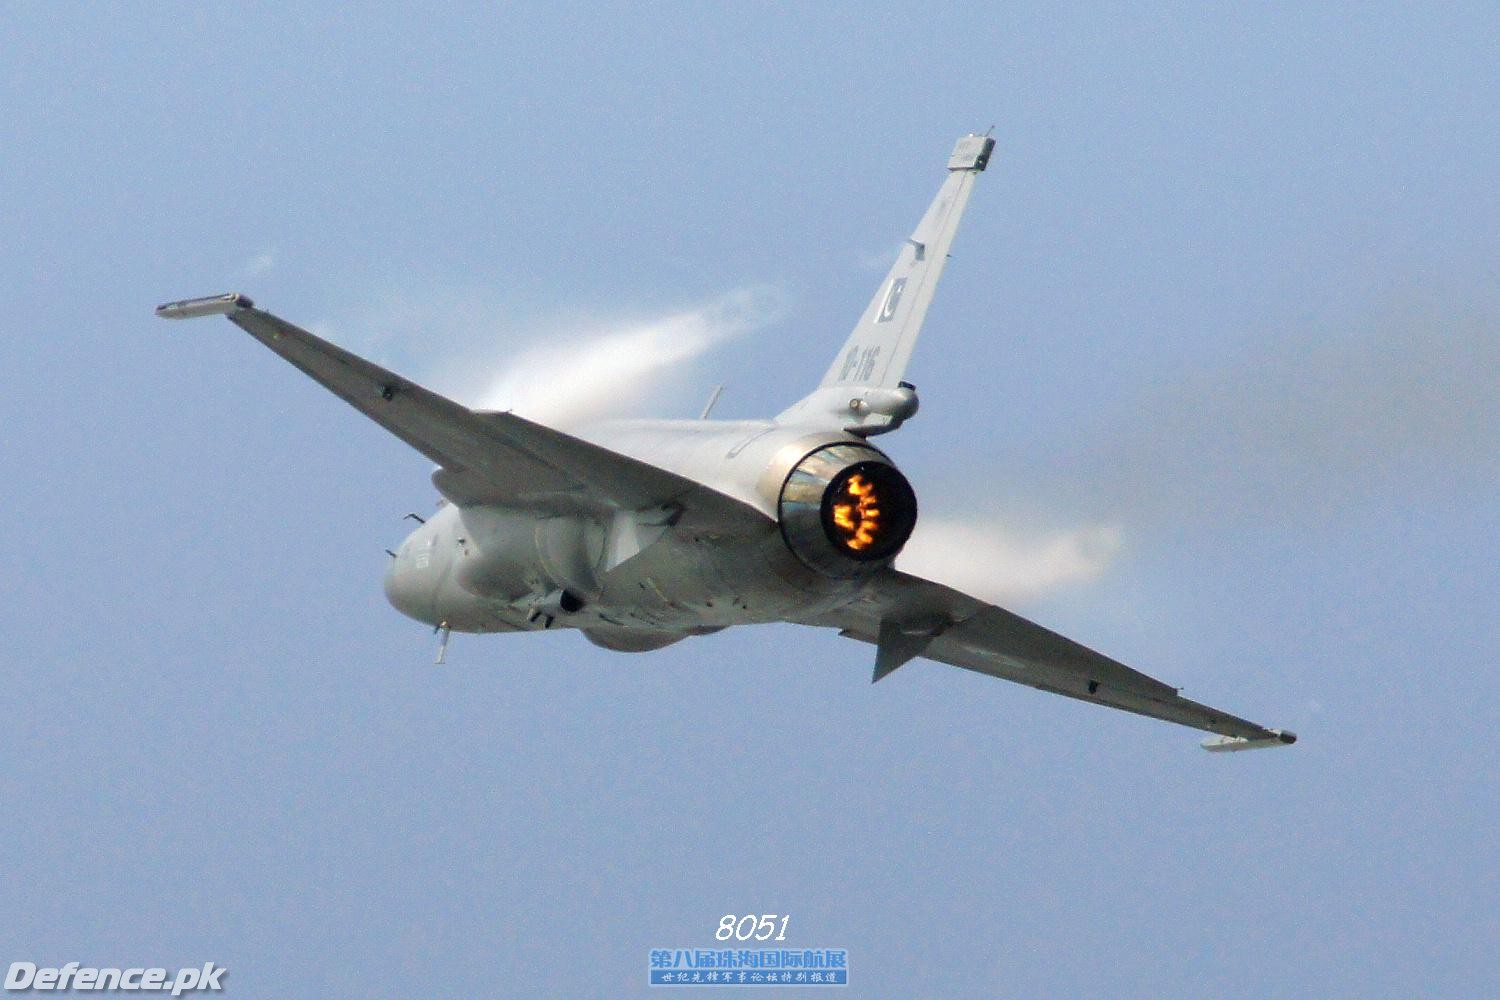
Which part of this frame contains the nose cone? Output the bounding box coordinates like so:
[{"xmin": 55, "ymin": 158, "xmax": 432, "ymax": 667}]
[{"xmin": 384, "ymin": 552, "xmax": 437, "ymax": 625}]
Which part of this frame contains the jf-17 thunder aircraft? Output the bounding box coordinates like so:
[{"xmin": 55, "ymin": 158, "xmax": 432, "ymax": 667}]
[{"xmin": 158, "ymin": 134, "xmax": 1295, "ymax": 751}]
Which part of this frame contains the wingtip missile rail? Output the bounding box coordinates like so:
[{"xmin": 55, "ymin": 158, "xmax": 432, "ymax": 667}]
[
  {"xmin": 1201, "ymin": 729, "xmax": 1298, "ymax": 752},
  {"xmin": 154, "ymin": 292, "xmax": 254, "ymax": 320}
]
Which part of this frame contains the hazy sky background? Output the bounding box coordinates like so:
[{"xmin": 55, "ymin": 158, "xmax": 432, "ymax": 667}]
[{"xmin": 3, "ymin": 4, "xmax": 1497, "ymax": 997}]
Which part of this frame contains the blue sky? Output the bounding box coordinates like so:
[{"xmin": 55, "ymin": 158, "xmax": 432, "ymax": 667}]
[{"xmin": 2, "ymin": 4, "xmax": 1497, "ymax": 997}]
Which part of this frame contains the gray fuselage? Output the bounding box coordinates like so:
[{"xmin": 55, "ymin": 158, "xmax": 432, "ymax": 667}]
[{"xmin": 383, "ymin": 418, "xmax": 903, "ymax": 651}]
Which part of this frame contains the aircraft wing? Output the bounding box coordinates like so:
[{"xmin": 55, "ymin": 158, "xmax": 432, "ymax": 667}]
[
  {"xmin": 803, "ymin": 568, "xmax": 1296, "ymax": 746},
  {"xmin": 155, "ymin": 293, "xmax": 768, "ymax": 531}
]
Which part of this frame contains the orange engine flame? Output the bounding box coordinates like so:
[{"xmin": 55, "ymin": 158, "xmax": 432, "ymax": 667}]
[{"xmin": 834, "ymin": 473, "xmax": 882, "ymax": 551}]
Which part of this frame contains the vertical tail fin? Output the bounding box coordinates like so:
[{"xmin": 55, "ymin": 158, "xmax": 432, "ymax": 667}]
[{"xmin": 780, "ymin": 134, "xmax": 994, "ymax": 435}]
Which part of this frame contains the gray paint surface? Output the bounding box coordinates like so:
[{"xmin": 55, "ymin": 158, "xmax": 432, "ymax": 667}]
[
  {"xmin": 158, "ymin": 135, "xmax": 1290, "ymax": 744},
  {"xmin": 2, "ymin": 6, "xmax": 1497, "ymax": 998}
]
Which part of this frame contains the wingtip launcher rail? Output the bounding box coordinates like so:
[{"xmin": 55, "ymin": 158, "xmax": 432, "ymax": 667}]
[
  {"xmin": 1201, "ymin": 729, "xmax": 1298, "ymax": 752},
  {"xmin": 155, "ymin": 292, "xmax": 255, "ymax": 320}
]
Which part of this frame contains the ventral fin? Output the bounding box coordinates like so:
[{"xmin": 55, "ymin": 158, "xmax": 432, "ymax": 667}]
[{"xmin": 873, "ymin": 618, "xmax": 940, "ymax": 683}]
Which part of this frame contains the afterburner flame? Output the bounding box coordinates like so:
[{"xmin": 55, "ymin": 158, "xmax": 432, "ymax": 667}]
[
  {"xmin": 832, "ymin": 473, "xmax": 882, "ymax": 551},
  {"xmin": 782, "ymin": 446, "xmax": 916, "ymax": 574}
]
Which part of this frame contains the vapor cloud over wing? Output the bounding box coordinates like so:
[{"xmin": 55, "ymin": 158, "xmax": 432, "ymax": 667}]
[
  {"xmin": 329, "ymin": 284, "xmax": 787, "ymax": 429},
  {"xmin": 897, "ymin": 517, "xmax": 1123, "ymax": 606},
  {"xmin": 465, "ymin": 287, "xmax": 784, "ymax": 426},
  {"xmin": 359, "ymin": 285, "xmax": 784, "ymax": 428}
]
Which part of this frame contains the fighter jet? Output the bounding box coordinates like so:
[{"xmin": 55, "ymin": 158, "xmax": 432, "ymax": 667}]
[{"xmin": 158, "ymin": 134, "xmax": 1294, "ymax": 750}]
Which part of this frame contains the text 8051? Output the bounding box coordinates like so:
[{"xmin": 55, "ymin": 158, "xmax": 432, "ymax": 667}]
[{"xmin": 715, "ymin": 915, "xmax": 789, "ymax": 942}]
